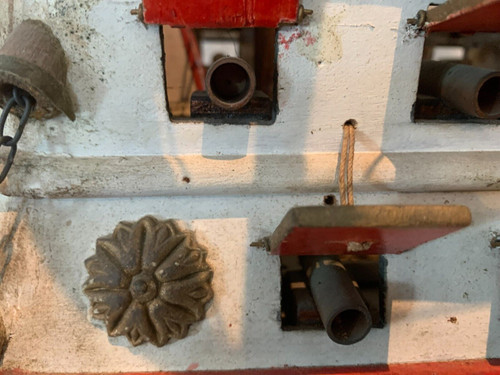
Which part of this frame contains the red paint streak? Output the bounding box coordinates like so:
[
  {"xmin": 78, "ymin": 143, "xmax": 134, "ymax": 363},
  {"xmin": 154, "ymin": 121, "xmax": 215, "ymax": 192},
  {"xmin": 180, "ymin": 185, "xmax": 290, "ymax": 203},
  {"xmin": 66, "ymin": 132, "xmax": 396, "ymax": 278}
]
[
  {"xmin": 302, "ymin": 31, "xmax": 317, "ymax": 47},
  {"xmin": 1, "ymin": 359, "xmax": 500, "ymax": 374},
  {"xmin": 278, "ymin": 31, "xmax": 302, "ymax": 50},
  {"xmin": 186, "ymin": 363, "xmax": 199, "ymax": 371},
  {"xmin": 273, "ymin": 226, "xmax": 467, "ymax": 255},
  {"xmin": 180, "ymin": 28, "xmax": 205, "ymax": 91},
  {"xmin": 143, "ymin": 0, "xmax": 299, "ymax": 28},
  {"xmin": 278, "ymin": 30, "xmax": 317, "ymax": 50}
]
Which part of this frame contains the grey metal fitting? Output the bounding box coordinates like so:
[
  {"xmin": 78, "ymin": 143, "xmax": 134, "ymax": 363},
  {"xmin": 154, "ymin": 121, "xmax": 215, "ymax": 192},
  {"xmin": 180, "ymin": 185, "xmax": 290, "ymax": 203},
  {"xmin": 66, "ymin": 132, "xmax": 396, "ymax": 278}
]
[{"xmin": 302, "ymin": 256, "xmax": 372, "ymax": 345}]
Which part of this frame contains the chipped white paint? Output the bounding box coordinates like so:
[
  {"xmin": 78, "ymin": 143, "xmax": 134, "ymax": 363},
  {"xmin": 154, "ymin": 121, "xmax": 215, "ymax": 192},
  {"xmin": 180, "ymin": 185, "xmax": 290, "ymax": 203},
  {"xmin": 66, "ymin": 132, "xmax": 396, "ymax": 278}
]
[
  {"xmin": 0, "ymin": 0, "xmax": 498, "ymax": 196},
  {"xmin": 0, "ymin": 0, "xmax": 499, "ymax": 372},
  {"xmin": 0, "ymin": 192, "xmax": 498, "ymax": 372}
]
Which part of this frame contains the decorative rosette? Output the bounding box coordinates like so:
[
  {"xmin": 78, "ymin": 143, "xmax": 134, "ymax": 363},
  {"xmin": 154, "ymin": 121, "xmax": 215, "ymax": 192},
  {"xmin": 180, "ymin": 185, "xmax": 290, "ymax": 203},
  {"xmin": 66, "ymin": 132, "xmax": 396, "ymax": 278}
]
[{"xmin": 83, "ymin": 216, "xmax": 213, "ymax": 347}]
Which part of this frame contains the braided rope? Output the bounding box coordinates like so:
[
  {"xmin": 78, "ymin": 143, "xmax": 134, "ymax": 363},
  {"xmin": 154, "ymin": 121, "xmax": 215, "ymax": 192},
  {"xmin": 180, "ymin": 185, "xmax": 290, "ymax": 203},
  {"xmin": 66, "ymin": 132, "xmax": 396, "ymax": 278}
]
[
  {"xmin": 339, "ymin": 125, "xmax": 349, "ymax": 205},
  {"xmin": 339, "ymin": 119, "xmax": 357, "ymax": 206}
]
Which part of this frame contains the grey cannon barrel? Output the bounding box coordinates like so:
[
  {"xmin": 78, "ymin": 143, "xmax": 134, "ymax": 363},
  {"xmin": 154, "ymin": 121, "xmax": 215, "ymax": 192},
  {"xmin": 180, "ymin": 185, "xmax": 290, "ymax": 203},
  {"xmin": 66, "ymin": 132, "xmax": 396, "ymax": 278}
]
[
  {"xmin": 205, "ymin": 57, "xmax": 256, "ymax": 110},
  {"xmin": 418, "ymin": 61, "xmax": 500, "ymax": 119},
  {"xmin": 301, "ymin": 256, "xmax": 372, "ymax": 345}
]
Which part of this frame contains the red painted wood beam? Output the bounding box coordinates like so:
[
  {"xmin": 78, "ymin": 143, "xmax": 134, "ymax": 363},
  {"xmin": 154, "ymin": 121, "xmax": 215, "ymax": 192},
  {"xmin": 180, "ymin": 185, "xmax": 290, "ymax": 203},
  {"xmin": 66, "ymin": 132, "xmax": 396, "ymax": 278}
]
[
  {"xmin": 142, "ymin": 0, "xmax": 300, "ymax": 28},
  {"xmin": 268, "ymin": 206, "xmax": 471, "ymax": 256},
  {"xmin": 1, "ymin": 359, "xmax": 500, "ymax": 375},
  {"xmin": 273, "ymin": 226, "xmax": 467, "ymax": 256},
  {"xmin": 426, "ymin": 0, "xmax": 500, "ymax": 33}
]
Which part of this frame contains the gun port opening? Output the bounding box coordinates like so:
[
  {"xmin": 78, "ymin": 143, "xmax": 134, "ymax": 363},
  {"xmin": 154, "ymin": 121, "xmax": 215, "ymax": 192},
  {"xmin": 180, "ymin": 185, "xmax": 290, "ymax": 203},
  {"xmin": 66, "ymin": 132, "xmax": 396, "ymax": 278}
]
[
  {"xmin": 161, "ymin": 27, "xmax": 277, "ymax": 124},
  {"xmin": 413, "ymin": 30, "xmax": 500, "ymax": 123}
]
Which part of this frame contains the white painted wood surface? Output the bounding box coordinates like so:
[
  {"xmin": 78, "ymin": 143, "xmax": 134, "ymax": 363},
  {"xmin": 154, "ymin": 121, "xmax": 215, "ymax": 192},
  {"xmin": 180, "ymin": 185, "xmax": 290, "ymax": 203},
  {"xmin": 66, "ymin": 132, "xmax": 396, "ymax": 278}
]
[
  {"xmin": 0, "ymin": 0, "xmax": 499, "ymax": 372},
  {"xmin": 0, "ymin": 0, "xmax": 498, "ymax": 196},
  {"xmin": 1, "ymin": 151, "xmax": 499, "ymax": 198},
  {"xmin": 0, "ymin": 192, "xmax": 498, "ymax": 372}
]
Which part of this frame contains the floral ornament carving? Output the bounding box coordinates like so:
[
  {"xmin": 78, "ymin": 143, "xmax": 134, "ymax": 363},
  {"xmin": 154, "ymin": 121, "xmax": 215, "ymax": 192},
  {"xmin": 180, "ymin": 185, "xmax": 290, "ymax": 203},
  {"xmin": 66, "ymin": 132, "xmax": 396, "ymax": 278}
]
[{"xmin": 83, "ymin": 216, "xmax": 213, "ymax": 347}]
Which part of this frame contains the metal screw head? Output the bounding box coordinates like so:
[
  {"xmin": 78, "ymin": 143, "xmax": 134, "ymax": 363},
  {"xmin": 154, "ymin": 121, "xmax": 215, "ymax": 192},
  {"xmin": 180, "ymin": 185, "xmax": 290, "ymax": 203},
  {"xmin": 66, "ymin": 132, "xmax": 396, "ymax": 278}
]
[
  {"xmin": 130, "ymin": 3, "xmax": 145, "ymax": 23},
  {"xmin": 297, "ymin": 5, "xmax": 314, "ymax": 24},
  {"xmin": 407, "ymin": 10, "xmax": 427, "ymax": 28}
]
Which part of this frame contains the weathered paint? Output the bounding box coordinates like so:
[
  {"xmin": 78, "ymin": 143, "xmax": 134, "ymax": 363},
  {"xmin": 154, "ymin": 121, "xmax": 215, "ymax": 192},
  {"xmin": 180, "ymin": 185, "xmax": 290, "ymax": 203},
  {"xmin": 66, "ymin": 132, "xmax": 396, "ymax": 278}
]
[
  {"xmin": 274, "ymin": 226, "xmax": 469, "ymax": 255},
  {"xmin": 426, "ymin": 0, "xmax": 500, "ymax": 33},
  {"xmin": 142, "ymin": 0, "xmax": 300, "ymax": 28},
  {"xmin": 0, "ymin": 0, "xmax": 498, "ymax": 373},
  {"xmin": 0, "ymin": 192, "xmax": 498, "ymax": 372},
  {"xmin": 0, "ymin": 1, "xmax": 497, "ymax": 197},
  {"xmin": 1, "ymin": 151, "xmax": 499, "ymax": 198},
  {"xmin": 1, "ymin": 359, "xmax": 500, "ymax": 374},
  {"xmin": 269, "ymin": 205, "xmax": 471, "ymax": 255}
]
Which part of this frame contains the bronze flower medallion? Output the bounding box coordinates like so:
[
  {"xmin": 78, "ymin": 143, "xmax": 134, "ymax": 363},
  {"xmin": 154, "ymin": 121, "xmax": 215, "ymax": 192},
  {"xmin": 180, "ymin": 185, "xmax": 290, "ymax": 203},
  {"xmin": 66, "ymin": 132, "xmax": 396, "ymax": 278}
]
[{"xmin": 83, "ymin": 216, "xmax": 213, "ymax": 347}]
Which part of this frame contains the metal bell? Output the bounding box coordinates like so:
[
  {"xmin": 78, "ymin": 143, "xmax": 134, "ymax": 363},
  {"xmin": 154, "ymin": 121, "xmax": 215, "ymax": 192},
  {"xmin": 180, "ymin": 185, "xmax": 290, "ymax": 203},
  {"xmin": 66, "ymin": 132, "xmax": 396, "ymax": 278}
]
[{"xmin": 0, "ymin": 19, "xmax": 75, "ymax": 121}]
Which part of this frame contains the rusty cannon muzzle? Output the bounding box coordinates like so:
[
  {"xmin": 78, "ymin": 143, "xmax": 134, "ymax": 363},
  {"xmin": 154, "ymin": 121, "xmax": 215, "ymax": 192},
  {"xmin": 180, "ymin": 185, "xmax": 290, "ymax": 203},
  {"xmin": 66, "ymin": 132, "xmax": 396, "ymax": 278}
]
[
  {"xmin": 205, "ymin": 57, "xmax": 256, "ymax": 110},
  {"xmin": 302, "ymin": 256, "xmax": 372, "ymax": 345},
  {"xmin": 418, "ymin": 61, "xmax": 500, "ymax": 119}
]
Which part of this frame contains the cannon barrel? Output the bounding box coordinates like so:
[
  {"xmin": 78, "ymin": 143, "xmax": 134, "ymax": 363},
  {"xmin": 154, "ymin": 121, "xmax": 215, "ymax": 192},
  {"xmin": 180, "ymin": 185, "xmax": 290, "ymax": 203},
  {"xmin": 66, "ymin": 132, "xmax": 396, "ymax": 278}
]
[
  {"xmin": 418, "ymin": 61, "xmax": 500, "ymax": 119},
  {"xmin": 301, "ymin": 256, "xmax": 372, "ymax": 345},
  {"xmin": 205, "ymin": 57, "xmax": 256, "ymax": 110}
]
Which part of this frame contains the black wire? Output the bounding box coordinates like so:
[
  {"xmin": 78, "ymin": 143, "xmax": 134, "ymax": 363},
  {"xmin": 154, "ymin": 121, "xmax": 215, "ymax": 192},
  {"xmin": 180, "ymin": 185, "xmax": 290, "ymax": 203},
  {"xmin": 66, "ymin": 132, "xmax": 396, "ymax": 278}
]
[{"xmin": 0, "ymin": 87, "xmax": 34, "ymax": 183}]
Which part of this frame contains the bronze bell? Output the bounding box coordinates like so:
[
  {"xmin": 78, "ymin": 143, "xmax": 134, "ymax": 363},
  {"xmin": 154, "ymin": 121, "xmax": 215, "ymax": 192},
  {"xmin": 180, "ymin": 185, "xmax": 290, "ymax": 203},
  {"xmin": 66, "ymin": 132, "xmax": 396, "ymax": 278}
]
[{"xmin": 0, "ymin": 19, "xmax": 75, "ymax": 121}]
